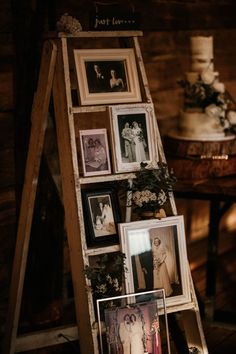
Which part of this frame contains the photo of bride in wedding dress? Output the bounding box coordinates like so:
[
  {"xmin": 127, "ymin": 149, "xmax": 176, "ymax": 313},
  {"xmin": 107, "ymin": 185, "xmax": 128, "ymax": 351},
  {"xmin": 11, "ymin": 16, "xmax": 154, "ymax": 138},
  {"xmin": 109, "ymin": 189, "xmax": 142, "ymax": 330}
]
[
  {"xmin": 118, "ymin": 114, "xmax": 150, "ymax": 164},
  {"xmin": 104, "ymin": 302, "xmax": 162, "ymax": 354}
]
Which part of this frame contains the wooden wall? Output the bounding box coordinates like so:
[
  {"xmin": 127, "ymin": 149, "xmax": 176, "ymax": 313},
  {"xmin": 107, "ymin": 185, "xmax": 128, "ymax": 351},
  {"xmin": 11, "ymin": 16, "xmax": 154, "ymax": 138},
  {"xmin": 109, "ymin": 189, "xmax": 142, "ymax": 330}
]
[
  {"xmin": 1, "ymin": 0, "xmax": 236, "ymax": 348},
  {"xmin": 0, "ymin": 0, "xmax": 15, "ymax": 339}
]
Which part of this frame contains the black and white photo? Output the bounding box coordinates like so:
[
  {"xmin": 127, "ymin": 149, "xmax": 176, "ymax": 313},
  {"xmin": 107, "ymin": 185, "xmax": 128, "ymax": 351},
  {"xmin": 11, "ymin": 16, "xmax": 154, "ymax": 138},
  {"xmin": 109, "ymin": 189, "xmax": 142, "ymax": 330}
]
[
  {"xmin": 74, "ymin": 48, "xmax": 141, "ymax": 105},
  {"xmin": 85, "ymin": 61, "xmax": 127, "ymax": 93},
  {"xmin": 82, "ymin": 188, "xmax": 120, "ymax": 246},
  {"xmin": 110, "ymin": 103, "xmax": 159, "ymax": 173}
]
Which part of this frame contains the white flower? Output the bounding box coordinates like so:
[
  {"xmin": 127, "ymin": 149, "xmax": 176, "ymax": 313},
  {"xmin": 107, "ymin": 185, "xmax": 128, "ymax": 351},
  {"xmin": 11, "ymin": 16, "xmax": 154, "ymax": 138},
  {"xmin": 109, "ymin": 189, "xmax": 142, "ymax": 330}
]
[
  {"xmin": 205, "ymin": 104, "xmax": 223, "ymax": 118},
  {"xmin": 112, "ymin": 278, "xmax": 120, "ymax": 291},
  {"xmin": 106, "ymin": 275, "xmax": 112, "ymax": 284},
  {"xmin": 132, "ymin": 190, "xmax": 158, "ymax": 207},
  {"xmin": 201, "ymin": 69, "xmax": 215, "ymax": 85},
  {"xmin": 96, "ymin": 284, "xmax": 107, "ymax": 294},
  {"xmin": 157, "ymin": 189, "xmax": 167, "ymax": 205},
  {"xmin": 227, "ymin": 110, "xmax": 236, "ymax": 125},
  {"xmin": 212, "ymin": 82, "xmax": 225, "ymax": 93},
  {"xmin": 132, "ymin": 189, "xmax": 167, "ymax": 208}
]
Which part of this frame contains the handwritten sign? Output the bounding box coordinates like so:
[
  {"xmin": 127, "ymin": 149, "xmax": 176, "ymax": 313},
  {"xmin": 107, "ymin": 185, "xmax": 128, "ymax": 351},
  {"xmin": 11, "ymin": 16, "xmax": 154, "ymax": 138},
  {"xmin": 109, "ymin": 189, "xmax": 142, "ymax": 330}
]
[{"xmin": 89, "ymin": 10, "xmax": 141, "ymax": 31}]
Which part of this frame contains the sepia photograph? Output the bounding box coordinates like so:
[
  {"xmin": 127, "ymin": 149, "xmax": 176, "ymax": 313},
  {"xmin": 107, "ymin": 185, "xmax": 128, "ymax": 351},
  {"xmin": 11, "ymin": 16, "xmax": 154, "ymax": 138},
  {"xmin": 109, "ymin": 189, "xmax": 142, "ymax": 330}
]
[
  {"xmin": 74, "ymin": 48, "xmax": 141, "ymax": 105},
  {"xmin": 110, "ymin": 103, "xmax": 159, "ymax": 173},
  {"xmin": 79, "ymin": 128, "xmax": 111, "ymax": 177},
  {"xmin": 82, "ymin": 188, "xmax": 120, "ymax": 246},
  {"xmin": 119, "ymin": 216, "xmax": 191, "ymax": 308}
]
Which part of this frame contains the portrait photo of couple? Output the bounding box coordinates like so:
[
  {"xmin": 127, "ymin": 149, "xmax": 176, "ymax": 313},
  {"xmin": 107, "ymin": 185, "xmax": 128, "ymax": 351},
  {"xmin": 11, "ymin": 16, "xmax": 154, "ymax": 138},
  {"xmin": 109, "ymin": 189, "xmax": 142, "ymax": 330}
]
[
  {"xmin": 79, "ymin": 129, "xmax": 111, "ymax": 177},
  {"xmin": 118, "ymin": 113, "xmax": 150, "ymax": 164},
  {"xmin": 87, "ymin": 193, "xmax": 117, "ymax": 240},
  {"xmin": 85, "ymin": 60, "xmax": 128, "ymax": 94},
  {"xmin": 74, "ymin": 48, "xmax": 141, "ymax": 105},
  {"xmin": 104, "ymin": 302, "xmax": 162, "ymax": 354}
]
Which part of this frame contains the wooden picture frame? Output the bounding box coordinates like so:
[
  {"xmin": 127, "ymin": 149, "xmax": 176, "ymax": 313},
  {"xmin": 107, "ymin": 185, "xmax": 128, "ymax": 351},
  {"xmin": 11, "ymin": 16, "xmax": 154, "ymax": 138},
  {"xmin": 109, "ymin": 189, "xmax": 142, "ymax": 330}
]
[
  {"xmin": 74, "ymin": 48, "xmax": 141, "ymax": 105},
  {"xmin": 82, "ymin": 188, "xmax": 120, "ymax": 246},
  {"xmin": 119, "ymin": 215, "xmax": 191, "ymax": 308},
  {"xmin": 79, "ymin": 128, "xmax": 111, "ymax": 177},
  {"xmin": 109, "ymin": 103, "xmax": 159, "ymax": 173}
]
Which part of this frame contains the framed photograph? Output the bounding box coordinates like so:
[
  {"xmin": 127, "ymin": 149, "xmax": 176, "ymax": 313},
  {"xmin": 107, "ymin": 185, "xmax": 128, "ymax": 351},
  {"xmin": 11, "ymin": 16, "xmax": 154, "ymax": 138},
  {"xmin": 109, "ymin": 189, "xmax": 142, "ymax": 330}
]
[
  {"xmin": 96, "ymin": 290, "xmax": 171, "ymax": 354},
  {"xmin": 109, "ymin": 103, "xmax": 159, "ymax": 173},
  {"xmin": 79, "ymin": 128, "xmax": 111, "ymax": 177},
  {"xmin": 74, "ymin": 48, "xmax": 141, "ymax": 105},
  {"xmin": 82, "ymin": 188, "xmax": 120, "ymax": 246},
  {"xmin": 119, "ymin": 215, "xmax": 191, "ymax": 308}
]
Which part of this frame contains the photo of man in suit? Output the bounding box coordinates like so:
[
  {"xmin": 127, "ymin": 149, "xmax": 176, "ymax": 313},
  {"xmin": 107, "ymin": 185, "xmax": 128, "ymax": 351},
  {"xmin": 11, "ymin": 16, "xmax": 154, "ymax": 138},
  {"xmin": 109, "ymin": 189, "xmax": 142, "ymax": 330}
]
[{"xmin": 86, "ymin": 62, "xmax": 109, "ymax": 93}]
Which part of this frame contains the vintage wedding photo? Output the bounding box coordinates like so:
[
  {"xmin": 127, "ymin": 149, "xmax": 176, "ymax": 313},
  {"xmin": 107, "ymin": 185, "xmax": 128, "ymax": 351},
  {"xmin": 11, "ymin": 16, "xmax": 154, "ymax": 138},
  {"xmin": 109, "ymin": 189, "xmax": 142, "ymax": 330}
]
[
  {"xmin": 82, "ymin": 188, "xmax": 120, "ymax": 246},
  {"xmin": 110, "ymin": 104, "xmax": 159, "ymax": 173},
  {"xmin": 79, "ymin": 128, "xmax": 111, "ymax": 177},
  {"xmin": 104, "ymin": 301, "xmax": 162, "ymax": 354},
  {"xmin": 119, "ymin": 216, "xmax": 191, "ymax": 308},
  {"xmin": 74, "ymin": 48, "xmax": 141, "ymax": 105}
]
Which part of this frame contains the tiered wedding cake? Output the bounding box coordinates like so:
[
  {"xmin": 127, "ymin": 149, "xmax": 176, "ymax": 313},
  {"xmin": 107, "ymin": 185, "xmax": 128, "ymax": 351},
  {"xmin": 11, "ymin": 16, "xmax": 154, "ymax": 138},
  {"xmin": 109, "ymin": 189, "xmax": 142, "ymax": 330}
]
[
  {"xmin": 177, "ymin": 36, "xmax": 233, "ymax": 141},
  {"xmin": 164, "ymin": 36, "xmax": 236, "ymax": 179}
]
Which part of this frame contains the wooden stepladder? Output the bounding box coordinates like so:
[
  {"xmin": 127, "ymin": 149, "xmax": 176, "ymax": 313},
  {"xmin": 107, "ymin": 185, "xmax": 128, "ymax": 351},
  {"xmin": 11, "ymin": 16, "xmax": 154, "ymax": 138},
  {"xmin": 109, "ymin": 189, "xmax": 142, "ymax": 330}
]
[{"xmin": 4, "ymin": 32, "xmax": 208, "ymax": 354}]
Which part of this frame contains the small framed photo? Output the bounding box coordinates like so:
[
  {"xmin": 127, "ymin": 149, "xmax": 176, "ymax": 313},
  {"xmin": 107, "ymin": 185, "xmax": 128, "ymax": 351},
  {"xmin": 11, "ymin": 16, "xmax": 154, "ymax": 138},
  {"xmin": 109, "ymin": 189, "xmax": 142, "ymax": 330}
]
[
  {"xmin": 109, "ymin": 103, "xmax": 159, "ymax": 173},
  {"xmin": 82, "ymin": 188, "xmax": 120, "ymax": 246},
  {"xmin": 96, "ymin": 290, "xmax": 171, "ymax": 354},
  {"xmin": 79, "ymin": 129, "xmax": 111, "ymax": 177},
  {"xmin": 73, "ymin": 48, "xmax": 141, "ymax": 105},
  {"xmin": 119, "ymin": 215, "xmax": 191, "ymax": 308}
]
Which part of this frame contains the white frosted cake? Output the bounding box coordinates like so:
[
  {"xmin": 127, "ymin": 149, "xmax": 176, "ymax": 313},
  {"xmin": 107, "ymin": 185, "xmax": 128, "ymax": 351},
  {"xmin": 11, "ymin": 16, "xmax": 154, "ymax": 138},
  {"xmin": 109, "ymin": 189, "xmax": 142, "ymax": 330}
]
[{"xmin": 176, "ymin": 36, "xmax": 231, "ymax": 141}]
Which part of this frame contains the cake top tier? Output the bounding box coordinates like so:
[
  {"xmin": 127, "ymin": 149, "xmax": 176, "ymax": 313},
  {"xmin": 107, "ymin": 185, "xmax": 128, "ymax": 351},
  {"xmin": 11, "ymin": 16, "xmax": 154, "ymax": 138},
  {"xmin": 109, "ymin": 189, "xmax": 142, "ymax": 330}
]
[{"xmin": 190, "ymin": 36, "xmax": 214, "ymax": 72}]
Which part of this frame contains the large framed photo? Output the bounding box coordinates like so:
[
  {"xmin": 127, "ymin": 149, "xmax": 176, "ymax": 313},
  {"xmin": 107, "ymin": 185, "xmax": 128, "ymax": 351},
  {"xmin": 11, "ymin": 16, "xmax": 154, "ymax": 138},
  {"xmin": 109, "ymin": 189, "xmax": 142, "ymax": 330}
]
[
  {"xmin": 96, "ymin": 289, "xmax": 171, "ymax": 354},
  {"xmin": 79, "ymin": 128, "xmax": 111, "ymax": 177},
  {"xmin": 74, "ymin": 48, "xmax": 141, "ymax": 105},
  {"xmin": 110, "ymin": 103, "xmax": 159, "ymax": 173},
  {"xmin": 119, "ymin": 215, "xmax": 191, "ymax": 308},
  {"xmin": 82, "ymin": 188, "xmax": 120, "ymax": 246}
]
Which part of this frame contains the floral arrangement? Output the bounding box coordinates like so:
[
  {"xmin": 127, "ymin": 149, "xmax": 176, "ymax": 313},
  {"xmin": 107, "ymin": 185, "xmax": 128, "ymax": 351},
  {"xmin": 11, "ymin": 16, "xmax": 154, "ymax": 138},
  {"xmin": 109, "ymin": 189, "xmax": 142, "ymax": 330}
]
[
  {"xmin": 127, "ymin": 161, "xmax": 177, "ymax": 215},
  {"xmin": 56, "ymin": 13, "xmax": 82, "ymax": 34},
  {"xmin": 178, "ymin": 68, "xmax": 236, "ymax": 132},
  {"xmin": 84, "ymin": 252, "xmax": 126, "ymax": 300}
]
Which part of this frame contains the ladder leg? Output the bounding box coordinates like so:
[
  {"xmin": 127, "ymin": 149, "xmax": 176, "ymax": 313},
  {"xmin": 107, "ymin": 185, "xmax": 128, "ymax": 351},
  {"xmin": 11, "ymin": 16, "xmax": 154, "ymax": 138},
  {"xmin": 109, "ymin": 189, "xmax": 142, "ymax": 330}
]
[{"xmin": 3, "ymin": 40, "xmax": 57, "ymax": 354}]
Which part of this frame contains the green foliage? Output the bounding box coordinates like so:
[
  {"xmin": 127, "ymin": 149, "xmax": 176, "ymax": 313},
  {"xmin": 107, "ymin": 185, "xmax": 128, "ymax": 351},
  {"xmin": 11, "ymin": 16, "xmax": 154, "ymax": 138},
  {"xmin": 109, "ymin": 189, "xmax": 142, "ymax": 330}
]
[
  {"xmin": 132, "ymin": 161, "xmax": 177, "ymax": 194},
  {"xmin": 84, "ymin": 252, "xmax": 127, "ymax": 298}
]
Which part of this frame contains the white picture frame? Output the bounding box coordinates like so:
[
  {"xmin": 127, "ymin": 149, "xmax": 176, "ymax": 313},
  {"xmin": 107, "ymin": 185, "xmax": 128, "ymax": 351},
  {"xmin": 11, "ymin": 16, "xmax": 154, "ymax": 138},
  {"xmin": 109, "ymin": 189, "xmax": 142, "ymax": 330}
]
[
  {"xmin": 119, "ymin": 215, "xmax": 191, "ymax": 309},
  {"xmin": 96, "ymin": 289, "xmax": 171, "ymax": 354},
  {"xmin": 74, "ymin": 48, "xmax": 141, "ymax": 105},
  {"xmin": 79, "ymin": 128, "xmax": 111, "ymax": 177},
  {"xmin": 109, "ymin": 103, "xmax": 159, "ymax": 173}
]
